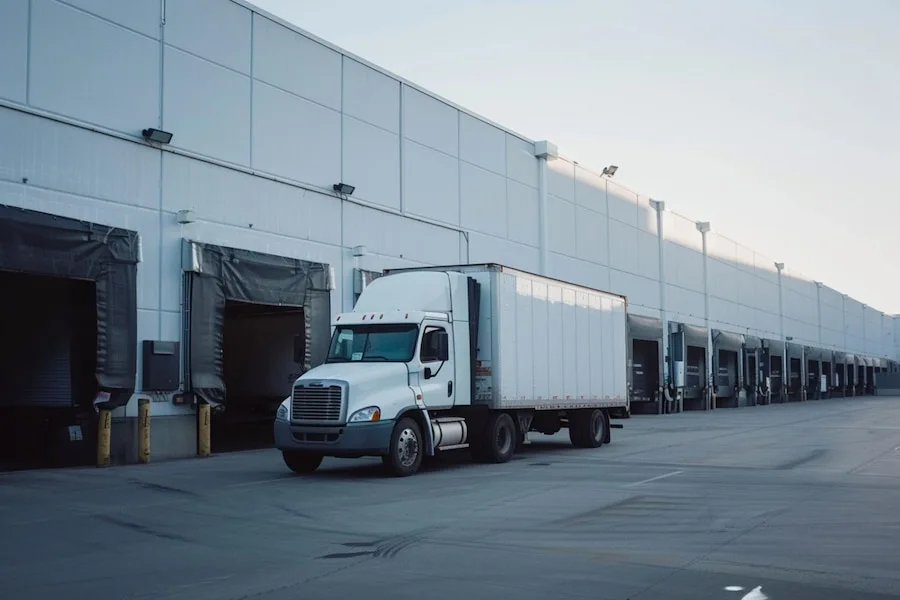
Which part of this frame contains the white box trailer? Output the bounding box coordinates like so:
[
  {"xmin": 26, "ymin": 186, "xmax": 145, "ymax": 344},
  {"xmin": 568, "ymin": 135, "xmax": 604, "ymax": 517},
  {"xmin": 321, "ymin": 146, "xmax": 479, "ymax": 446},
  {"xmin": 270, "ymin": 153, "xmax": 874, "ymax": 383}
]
[{"xmin": 273, "ymin": 263, "xmax": 629, "ymax": 476}]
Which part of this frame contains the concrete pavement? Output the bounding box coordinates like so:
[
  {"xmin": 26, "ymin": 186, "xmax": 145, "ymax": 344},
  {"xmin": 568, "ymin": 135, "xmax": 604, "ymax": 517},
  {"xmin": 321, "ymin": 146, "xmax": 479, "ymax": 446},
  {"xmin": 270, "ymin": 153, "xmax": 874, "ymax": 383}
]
[{"xmin": 2, "ymin": 396, "xmax": 900, "ymax": 599}]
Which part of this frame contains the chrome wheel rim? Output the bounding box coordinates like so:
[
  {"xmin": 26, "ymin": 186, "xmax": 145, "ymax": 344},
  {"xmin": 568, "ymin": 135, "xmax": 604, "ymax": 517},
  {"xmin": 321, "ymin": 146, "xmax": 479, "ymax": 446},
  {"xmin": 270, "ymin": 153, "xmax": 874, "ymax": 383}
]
[{"xmin": 397, "ymin": 427, "xmax": 419, "ymax": 468}]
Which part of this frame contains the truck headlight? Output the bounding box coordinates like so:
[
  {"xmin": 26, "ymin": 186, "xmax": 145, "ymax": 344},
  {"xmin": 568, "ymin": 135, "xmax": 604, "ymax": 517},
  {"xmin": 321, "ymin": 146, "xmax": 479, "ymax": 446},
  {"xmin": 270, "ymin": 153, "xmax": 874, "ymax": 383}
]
[
  {"xmin": 275, "ymin": 398, "xmax": 290, "ymax": 422},
  {"xmin": 349, "ymin": 406, "xmax": 381, "ymax": 423}
]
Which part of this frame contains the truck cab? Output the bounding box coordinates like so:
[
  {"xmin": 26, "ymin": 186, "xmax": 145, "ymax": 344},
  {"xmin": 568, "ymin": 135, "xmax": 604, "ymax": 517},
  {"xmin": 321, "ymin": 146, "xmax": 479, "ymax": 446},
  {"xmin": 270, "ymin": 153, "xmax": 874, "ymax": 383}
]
[{"xmin": 274, "ymin": 270, "xmax": 473, "ymax": 476}]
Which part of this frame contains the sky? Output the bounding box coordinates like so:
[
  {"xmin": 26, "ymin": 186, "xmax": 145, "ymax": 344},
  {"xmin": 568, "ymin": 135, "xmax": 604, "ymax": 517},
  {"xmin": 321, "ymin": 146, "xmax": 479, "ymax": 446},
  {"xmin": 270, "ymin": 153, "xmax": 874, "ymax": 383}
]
[{"xmin": 248, "ymin": 0, "xmax": 900, "ymax": 314}]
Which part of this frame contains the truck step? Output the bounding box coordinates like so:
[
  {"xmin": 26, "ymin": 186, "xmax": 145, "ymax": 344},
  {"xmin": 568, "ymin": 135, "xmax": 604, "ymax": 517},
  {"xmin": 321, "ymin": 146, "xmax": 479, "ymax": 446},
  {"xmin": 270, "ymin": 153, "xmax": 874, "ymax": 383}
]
[
  {"xmin": 436, "ymin": 443, "xmax": 469, "ymax": 451},
  {"xmin": 610, "ymin": 423, "xmax": 624, "ymax": 429}
]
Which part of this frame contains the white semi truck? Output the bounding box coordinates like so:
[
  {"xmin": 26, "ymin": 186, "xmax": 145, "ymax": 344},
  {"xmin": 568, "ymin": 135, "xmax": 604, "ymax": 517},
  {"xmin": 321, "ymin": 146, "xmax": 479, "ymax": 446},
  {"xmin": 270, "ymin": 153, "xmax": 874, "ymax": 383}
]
[{"xmin": 274, "ymin": 263, "xmax": 628, "ymax": 477}]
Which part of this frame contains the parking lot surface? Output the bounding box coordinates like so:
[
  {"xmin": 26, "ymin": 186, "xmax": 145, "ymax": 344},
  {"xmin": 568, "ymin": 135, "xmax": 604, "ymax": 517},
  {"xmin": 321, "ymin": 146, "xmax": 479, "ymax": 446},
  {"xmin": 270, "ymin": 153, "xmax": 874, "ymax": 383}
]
[{"xmin": 3, "ymin": 397, "xmax": 900, "ymax": 600}]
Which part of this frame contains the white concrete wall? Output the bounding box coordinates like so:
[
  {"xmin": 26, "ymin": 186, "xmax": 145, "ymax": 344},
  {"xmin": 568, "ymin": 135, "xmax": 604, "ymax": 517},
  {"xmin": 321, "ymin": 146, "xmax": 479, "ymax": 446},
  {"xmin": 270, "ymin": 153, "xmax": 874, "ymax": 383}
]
[{"xmin": 0, "ymin": 0, "xmax": 895, "ymax": 422}]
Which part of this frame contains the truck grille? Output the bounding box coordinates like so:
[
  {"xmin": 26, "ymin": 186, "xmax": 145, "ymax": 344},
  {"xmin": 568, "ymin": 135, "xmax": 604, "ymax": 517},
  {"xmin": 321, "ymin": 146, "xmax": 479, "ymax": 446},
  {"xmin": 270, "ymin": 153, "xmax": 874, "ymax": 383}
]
[{"xmin": 291, "ymin": 384, "xmax": 343, "ymax": 422}]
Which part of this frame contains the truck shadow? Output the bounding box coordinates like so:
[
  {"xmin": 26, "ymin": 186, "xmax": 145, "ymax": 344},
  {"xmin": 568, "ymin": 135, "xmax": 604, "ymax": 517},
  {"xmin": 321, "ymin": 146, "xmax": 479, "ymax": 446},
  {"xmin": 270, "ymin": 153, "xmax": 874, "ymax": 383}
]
[{"xmin": 309, "ymin": 439, "xmax": 582, "ymax": 479}]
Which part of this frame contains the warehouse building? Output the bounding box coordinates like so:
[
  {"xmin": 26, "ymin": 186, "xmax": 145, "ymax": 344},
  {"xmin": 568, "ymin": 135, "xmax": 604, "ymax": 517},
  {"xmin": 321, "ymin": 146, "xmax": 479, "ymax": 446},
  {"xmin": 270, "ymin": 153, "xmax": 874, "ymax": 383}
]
[{"xmin": 0, "ymin": 0, "xmax": 896, "ymax": 468}]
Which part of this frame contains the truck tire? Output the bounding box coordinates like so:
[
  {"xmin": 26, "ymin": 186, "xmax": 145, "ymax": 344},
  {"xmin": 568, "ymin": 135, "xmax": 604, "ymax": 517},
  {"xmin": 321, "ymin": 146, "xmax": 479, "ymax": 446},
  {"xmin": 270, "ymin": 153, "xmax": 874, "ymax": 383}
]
[
  {"xmin": 481, "ymin": 412, "xmax": 516, "ymax": 463},
  {"xmin": 568, "ymin": 409, "xmax": 607, "ymax": 449},
  {"xmin": 382, "ymin": 417, "xmax": 423, "ymax": 477},
  {"xmin": 282, "ymin": 451, "xmax": 323, "ymax": 473}
]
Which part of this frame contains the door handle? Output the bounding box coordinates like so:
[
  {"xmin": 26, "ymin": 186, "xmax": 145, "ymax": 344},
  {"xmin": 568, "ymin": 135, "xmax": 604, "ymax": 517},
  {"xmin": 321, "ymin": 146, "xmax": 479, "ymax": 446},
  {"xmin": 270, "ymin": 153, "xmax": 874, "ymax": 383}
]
[{"xmin": 447, "ymin": 381, "xmax": 453, "ymax": 397}]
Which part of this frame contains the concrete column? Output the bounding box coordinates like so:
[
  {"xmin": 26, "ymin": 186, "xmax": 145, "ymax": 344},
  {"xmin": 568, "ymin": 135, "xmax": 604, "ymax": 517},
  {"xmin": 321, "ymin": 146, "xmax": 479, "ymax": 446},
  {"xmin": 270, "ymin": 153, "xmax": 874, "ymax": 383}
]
[
  {"xmin": 651, "ymin": 200, "xmax": 669, "ymax": 411},
  {"xmin": 814, "ymin": 281, "xmax": 823, "ymax": 346},
  {"xmin": 775, "ymin": 262, "xmax": 785, "ymax": 402},
  {"xmin": 697, "ymin": 221, "xmax": 712, "ymax": 410},
  {"xmin": 842, "ymin": 293, "xmax": 848, "ymax": 349},
  {"xmin": 533, "ymin": 141, "xmax": 558, "ymax": 276},
  {"xmin": 862, "ymin": 304, "xmax": 867, "ymax": 356},
  {"xmin": 801, "ymin": 345, "xmax": 807, "ymax": 401}
]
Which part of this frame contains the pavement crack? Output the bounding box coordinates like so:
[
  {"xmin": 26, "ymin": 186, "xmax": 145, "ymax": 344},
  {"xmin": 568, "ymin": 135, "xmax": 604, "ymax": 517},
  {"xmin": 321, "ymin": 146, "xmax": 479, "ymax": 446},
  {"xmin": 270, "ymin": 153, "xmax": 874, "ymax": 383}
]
[
  {"xmin": 129, "ymin": 479, "xmax": 199, "ymax": 497},
  {"xmin": 93, "ymin": 514, "xmax": 192, "ymax": 543},
  {"xmin": 775, "ymin": 448, "xmax": 827, "ymax": 470}
]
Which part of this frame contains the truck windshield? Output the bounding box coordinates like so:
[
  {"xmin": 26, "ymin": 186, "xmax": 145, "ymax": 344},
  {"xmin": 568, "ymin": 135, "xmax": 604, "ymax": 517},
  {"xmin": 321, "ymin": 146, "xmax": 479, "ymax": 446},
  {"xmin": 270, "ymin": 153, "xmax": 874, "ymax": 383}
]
[{"xmin": 326, "ymin": 324, "xmax": 419, "ymax": 363}]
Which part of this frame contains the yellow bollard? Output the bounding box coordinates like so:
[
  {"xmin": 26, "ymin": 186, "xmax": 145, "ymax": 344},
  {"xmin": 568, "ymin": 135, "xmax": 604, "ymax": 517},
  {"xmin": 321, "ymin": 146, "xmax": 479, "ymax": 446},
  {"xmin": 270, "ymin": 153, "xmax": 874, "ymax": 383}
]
[
  {"xmin": 97, "ymin": 409, "xmax": 112, "ymax": 467},
  {"xmin": 198, "ymin": 403, "xmax": 211, "ymax": 458},
  {"xmin": 138, "ymin": 398, "xmax": 150, "ymax": 464}
]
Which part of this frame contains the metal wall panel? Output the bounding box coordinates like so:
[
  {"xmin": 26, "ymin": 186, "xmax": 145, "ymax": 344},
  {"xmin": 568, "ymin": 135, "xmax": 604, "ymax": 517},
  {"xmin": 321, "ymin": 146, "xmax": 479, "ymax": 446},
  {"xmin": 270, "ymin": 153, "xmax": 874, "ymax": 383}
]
[
  {"xmin": 0, "ymin": 0, "xmax": 28, "ymax": 103},
  {"xmin": 30, "ymin": 0, "xmax": 159, "ymax": 133},
  {"xmin": 460, "ymin": 163, "xmax": 508, "ymax": 238},
  {"xmin": 459, "ymin": 113, "xmax": 506, "ymax": 176},
  {"xmin": 574, "ymin": 166, "xmax": 607, "ymax": 214},
  {"xmin": 252, "ymin": 12, "xmax": 340, "ymax": 109},
  {"xmin": 167, "ymin": 0, "xmax": 251, "ymax": 74},
  {"xmin": 163, "ymin": 45, "xmax": 251, "ymax": 165}
]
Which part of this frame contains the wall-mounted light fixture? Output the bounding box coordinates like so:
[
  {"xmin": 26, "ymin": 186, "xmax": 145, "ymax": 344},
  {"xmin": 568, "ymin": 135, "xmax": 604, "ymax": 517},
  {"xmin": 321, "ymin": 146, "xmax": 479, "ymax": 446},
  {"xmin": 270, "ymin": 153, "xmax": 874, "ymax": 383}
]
[
  {"xmin": 142, "ymin": 128, "xmax": 173, "ymax": 144},
  {"xmin": 351, "ymin": 245, "xmax": 368, "ymax": 257},
  {"xmin": 333, "ymin": 182, "xmax": 355, "ymax": 195},
  {"xmin": 176, "ymin": 209, "xmax": 196, "ymax": 224},
  {"xmin": 601, "ymin": 165, "xmax": 618, "ymax": 177}
]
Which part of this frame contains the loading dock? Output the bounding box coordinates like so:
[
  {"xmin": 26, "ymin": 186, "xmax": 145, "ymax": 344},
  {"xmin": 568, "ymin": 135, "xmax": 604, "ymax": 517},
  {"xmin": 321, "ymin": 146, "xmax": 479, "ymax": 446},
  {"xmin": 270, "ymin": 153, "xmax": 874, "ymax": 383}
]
[
  {"xmin": 671, "ymin": 323, "xmax": 709, "ymax": 411},
  {"xmin": 856, "ymin": 358, "xmax": 866, "ymax": 396},
  {"xmin": 0, "ymin": 205, "xmax": 138, "ymax": 470},
  {"xmin": 711, "ymin": 330, "xmax": 742, "ymax": 408},
  {"xmin": 844, "ymin": 354, "xmax": 856, "ymax": 396},
  {"xmin": 181, "ymin": 241, "xmax": 332, "ymax": 453},
  {"xmin": 805, "ymin": 347, "xmax": 828, "ymax": 400},
  {"xmin": 763, "ymin": 339, "xmax": 785, "ymax": 403},
  {"xmin": 863, "ymin": 358, "xmax": 875, "ymax": 395},
  {"xmin": 742, "ymin": 335, "xmax": 763, "ymax": 406},
  {"xmin": 832, "ymin": 353, "xmax": 847, "ymax": 397},
  {"xmin": 785, "ymin": 342, "xmax": 803, "ymax": 401},
  {"xmin": 627, "ymin": 315, "xmax": 662, "ymax": 415},
  {"xmin": 821, "ymin": 355, "xmax": 833, "ymax": 399}
]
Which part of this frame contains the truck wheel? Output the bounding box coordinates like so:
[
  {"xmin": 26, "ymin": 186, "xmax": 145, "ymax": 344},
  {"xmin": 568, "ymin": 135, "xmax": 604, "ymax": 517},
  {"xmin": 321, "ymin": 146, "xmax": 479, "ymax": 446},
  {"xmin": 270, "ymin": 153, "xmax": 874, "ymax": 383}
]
[
  {"xmin": 569, "ymin": 409, "xmax": 606, "ymax": 449},
  {"xmin": 382, "ymin": 417, "xmax": 423, "ymax": 477},
  {"xmin": 482, "ymin": 412, "xmax": 516, "ymax": 463},
  {"xmin": 282, "ymin": 451, "xmax": 323, "ymax": 473}
]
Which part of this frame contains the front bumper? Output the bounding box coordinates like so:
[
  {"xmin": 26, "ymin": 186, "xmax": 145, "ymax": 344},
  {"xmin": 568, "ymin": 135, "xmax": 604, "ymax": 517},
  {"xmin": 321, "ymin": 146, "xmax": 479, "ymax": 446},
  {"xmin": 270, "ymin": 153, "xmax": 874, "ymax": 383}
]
[{"xmin": 274, "ymin": 419, "xmax": 394, "ymax": 457}]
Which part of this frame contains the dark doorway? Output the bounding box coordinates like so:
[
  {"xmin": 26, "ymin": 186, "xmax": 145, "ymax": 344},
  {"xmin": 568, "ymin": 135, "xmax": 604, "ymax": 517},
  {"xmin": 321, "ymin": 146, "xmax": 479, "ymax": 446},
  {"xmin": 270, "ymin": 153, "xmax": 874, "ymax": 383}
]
[
  {"xmin": 807, "ymin": 360, "xmax": 821, "ymax": 399},
  {"xmin": 770, "ymin": 356, "xmax": 784, "ymax": 402},
  {"xmin": 822, "ymin": 362, "xmax": 832, "ymax": 398},
  {"xmin": 715, "ymin": 349, "xmax": 738, "ymax": 408},
  {"xmin": 212, "ymin": 300, "xmax": 306, "ymax": 453},
  {"xmin": 631, "ymin": 340, "xmax": 659, "ymax": 402},
  {"xmin": 631, "ymin": 339, "xmax": 659, "ymax": 411},
  {"xmin": 683, "ymin": 345, "xmax": 706, "ymax": 410},
  {"xmin": 0, "ymin": 270, "xmax": 98, "ymax": 470},
  {"xmin": 747, "ymin": 354, "xmax": 758, "ymax": 395},
  {"xmin": 789, "ymin": 357, "xmax": 802, "ymax": 401}
]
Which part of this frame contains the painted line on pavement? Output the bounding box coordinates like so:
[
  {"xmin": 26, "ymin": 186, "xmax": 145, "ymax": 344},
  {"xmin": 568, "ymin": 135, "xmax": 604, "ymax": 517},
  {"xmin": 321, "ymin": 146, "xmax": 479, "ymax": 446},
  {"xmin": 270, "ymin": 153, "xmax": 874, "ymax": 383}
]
[{"xmin": 624, "ymin": 470, "xmax": 683, "ymax": 487}]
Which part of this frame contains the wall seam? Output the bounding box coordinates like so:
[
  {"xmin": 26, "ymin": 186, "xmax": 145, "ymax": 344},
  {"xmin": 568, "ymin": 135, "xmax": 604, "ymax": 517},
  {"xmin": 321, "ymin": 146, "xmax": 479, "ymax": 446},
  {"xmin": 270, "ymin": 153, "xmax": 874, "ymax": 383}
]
[
  {"xmin": 158, "ymin": 0, "xmax": 166, "ymax": 340},
  {"xmin": 398, "ymin": 84, "xmax": 404, "ymax": 214},
  {"xmin": 249, "ymin": 11, "xmax": 255, "ymax": 167}
]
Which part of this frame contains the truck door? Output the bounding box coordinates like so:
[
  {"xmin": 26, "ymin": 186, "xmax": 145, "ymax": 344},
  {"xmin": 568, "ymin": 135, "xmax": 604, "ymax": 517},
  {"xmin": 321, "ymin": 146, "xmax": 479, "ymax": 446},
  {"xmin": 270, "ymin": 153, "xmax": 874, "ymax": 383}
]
[{"xmin": 419, "ymin": 324, "xmax": 455, "ymax": 409}]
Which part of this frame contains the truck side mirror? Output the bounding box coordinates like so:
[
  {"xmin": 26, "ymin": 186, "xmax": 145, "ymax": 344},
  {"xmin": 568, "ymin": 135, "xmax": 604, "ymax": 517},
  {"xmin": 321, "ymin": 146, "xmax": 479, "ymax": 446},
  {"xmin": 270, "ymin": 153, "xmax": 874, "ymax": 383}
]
[
  {"xmin": 293, "ymin": 334, "xmax": 306, "ymax": 365},
  {"xmin": 434, "ymin": 330, "xmax": 449, "ymax": 362}
]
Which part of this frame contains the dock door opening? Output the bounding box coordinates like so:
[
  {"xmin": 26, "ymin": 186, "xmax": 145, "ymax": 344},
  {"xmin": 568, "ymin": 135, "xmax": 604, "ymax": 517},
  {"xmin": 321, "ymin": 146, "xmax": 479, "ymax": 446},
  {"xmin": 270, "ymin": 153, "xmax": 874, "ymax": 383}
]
[
  {"xmin": 0, "ymin": 205, "xmax": 138, "ymax": 470},
  {"xmin": 769, "ymin": 355, "xmax": 784, "ymax": 402},
  {"xmin": 215, "ymin": 301, "xmax": 306, "ymax": 452},
  {"xmin": 182, "ymin": 241, "xmax": 332, "ymax": 454},
  {"xmin": 631, "ymin": 339, "xmax": 659, "ymax": 407},
  {"xmin": 0, "ymin": 271, "xmax": 98, "ymax": 469}
]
